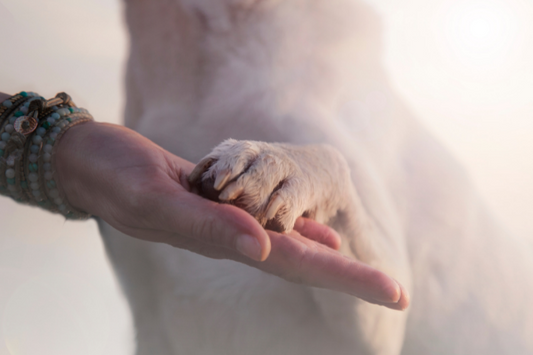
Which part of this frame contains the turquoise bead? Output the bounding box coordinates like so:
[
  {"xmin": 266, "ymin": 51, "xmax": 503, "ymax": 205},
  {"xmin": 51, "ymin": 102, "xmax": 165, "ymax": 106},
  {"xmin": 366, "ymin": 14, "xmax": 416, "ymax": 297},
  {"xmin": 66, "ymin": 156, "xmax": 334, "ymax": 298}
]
[
  {"xmin": 20, "ymin": 91, "xmax": 28, "ymax": 97},
  {"xmin": 7, "ymin": 178, "xmax": 15, "ymax": 185},
  {"xmin": 0, "ymin": 149, "xmax": 3, "ymax": 156},
  {"xmin": 69, "ymin": 107, "xmax": 74, "ymax": 113},
  {"xmin": 36, "ymin": 127, "xmax": 46, "ymax": 136},
  {"xmin": 32, "ymin": 163, "xmax": 38, "ymax": 171},
  {"xmin": 21, "ymin": 181, "xmax": 28, "ymax": 189},
  {"xmin": 32, "ymin": 135, "xmax": 42, "ymax": 144},
  {"xmin": 14, "ymin": 111, "xmax": 24, "ymax": 117},
  {"xmin": 58, "ymin": 108, "xmax": 69, "ymax": 116}
]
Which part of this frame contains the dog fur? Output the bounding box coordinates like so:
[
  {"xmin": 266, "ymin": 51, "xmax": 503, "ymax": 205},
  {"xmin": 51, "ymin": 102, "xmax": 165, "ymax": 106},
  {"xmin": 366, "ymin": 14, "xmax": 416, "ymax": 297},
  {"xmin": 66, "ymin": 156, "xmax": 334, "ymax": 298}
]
[{"xmin": 99, "ymin": 0, "xmax": 533, "ymax": 353}]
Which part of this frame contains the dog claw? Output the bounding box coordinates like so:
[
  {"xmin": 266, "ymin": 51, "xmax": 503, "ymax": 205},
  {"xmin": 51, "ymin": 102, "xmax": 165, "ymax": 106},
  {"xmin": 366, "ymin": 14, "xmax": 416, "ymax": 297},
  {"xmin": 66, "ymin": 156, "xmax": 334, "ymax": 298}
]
[
  {"xmin": 214, "ymin": 169, "xmax": 231, "ymax": 191},
  {"xmin": 265, "ymin": 195, "xmax": 284, "ymax": 220},
  {"xmin": 219, "ymin": 182, "xmax": 244, "ymax": 201},
  {"xmin": 188, "ymin": 157, "xmax": 215, "ymax": 184}
]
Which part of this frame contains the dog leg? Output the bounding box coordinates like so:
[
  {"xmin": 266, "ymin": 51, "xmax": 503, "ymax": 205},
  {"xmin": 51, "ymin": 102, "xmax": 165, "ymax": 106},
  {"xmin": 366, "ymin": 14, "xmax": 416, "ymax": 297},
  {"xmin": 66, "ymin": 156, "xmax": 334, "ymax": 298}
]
[
  {"xmin": 179, "ymin": 0, "xmax": 263, "ymax": 32},
  {"xmin": 189, "ymin": 138, "xmax": 411, "ymax": 354},
  {"xmin": 188, "ymin": 139, "xmax": 352, "ymax": 232}
]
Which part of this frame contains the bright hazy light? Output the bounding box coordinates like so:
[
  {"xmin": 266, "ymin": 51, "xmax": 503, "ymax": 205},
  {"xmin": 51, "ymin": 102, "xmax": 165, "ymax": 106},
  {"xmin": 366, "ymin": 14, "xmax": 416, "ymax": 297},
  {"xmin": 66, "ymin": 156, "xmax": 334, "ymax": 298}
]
[{"xmin": 443, "ymin": 0, "xmax": 520, "ymax": 68}]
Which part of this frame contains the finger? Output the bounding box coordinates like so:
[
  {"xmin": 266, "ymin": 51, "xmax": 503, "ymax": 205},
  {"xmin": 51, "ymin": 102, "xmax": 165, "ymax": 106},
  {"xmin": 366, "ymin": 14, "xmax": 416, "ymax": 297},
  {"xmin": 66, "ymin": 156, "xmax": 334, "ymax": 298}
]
[
  {"xmin": 184, "ymin": 231, "xmax": 408, "ymax": 310},
  {"xmin": 157, "ymin": 188, "xmax": 271, "ymax": 261},
  {"xmin": 384, "ymin": 280, "xmax": 410, "ymax": 311},
  {"xmin": 293, "ymin": 217, "xmax": 342, "ymax": 250},
  {"xmin": 257, "ymin": 231, "xmax": 408, "ymax": 309},
  {"xmin": 130, "ymin": 222, "xmax": 408, "ymax": 310},
  {"xmin": 123, "ymin": 227, "xmax": 249, "ymax": 261}
]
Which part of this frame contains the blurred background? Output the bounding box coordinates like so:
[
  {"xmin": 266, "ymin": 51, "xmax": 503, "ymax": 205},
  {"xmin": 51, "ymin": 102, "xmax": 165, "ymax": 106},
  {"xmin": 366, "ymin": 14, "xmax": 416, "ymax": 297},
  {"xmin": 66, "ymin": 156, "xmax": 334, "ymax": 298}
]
[{"xmin": 0, "ymin": 0, "xmax": 532, "ymax": 353}]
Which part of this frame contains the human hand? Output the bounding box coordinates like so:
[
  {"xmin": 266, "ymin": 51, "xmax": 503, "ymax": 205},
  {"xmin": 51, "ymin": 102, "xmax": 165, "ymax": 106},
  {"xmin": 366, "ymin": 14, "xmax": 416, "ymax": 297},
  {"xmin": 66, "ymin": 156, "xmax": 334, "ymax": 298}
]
[{"xmin": 55, "ymin": 122, "xmax": 408, "ymax": 310}]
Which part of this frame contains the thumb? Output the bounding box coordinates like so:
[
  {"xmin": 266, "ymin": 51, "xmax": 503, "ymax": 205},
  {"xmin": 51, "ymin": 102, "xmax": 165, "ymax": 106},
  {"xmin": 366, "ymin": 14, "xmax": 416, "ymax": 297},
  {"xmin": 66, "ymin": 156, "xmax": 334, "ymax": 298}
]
[{"xmin": 159, "ymin": 189, "xmax": 271, "ymax": 261}]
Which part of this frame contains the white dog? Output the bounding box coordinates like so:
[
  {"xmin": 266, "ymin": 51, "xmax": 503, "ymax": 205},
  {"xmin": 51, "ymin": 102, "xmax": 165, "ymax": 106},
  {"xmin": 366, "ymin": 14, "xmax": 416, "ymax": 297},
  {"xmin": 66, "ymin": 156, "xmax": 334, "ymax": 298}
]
[{"xmin": 99, "ymin": 0, "xmax": 533, "ymax": 354}]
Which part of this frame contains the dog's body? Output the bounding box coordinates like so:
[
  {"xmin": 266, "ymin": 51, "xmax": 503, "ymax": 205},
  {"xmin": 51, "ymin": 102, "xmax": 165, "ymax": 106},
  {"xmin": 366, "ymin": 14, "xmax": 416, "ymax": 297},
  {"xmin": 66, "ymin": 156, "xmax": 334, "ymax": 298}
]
[{"xmin": 100, "ymin": 0, "xmax": 533, "ymax": 353}]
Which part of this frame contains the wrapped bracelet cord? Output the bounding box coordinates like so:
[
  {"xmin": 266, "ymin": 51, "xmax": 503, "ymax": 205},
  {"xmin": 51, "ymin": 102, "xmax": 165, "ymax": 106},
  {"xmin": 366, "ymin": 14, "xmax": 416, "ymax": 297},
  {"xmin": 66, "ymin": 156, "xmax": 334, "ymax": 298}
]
[{"xmin": 0, "ymin": 91, "xmax": 93, "ymax": 219}]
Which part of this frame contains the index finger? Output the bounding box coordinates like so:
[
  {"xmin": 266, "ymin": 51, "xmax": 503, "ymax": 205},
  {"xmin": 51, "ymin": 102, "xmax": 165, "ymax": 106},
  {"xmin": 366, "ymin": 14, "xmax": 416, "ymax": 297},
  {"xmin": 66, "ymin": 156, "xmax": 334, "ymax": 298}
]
[
  {"xmin": 159, "ymin": 220, "xmax": 409, "ymax": 310},
  {"xmin": 253, "ymin": 230, "xmax": 409, "ymax": 310}
]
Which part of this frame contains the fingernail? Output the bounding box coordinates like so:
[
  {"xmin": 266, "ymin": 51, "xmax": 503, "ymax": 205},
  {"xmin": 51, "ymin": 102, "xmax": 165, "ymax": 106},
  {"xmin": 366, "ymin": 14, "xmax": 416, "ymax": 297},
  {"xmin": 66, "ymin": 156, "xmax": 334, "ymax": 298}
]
[
  {"xmin": 393, "ymin": 279, "xmax": 410, "ymax": 309},
  {"xmin": 391, "ymin": 280, "xmax": 402, "ymax": 303},
  {"xmin": 236, "ymin": 235, "xmax": 262, "ymax": 261}
]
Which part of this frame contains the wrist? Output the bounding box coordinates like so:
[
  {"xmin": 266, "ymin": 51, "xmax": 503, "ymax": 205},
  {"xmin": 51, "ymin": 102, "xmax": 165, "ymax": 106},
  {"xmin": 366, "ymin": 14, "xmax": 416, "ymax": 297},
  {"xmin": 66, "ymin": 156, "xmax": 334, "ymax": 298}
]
[
  {"xmin": 0, "ymin": 90, "xmax": 96, "ymax": 218},
  {"xmin": 53, "ymin": 121, "xmax": 151, "ymax": 217},
  {"xmin": 54, "ymin": 120, "xmax": 104, "ymax": 215}
]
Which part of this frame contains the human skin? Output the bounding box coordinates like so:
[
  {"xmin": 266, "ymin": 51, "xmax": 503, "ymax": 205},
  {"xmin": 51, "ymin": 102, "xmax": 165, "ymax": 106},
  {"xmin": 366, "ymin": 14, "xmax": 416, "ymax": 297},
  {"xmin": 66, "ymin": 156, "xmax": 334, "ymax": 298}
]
[{"xmin": 0, "ymin": 91, "xmax": 408, "ymax": 310}]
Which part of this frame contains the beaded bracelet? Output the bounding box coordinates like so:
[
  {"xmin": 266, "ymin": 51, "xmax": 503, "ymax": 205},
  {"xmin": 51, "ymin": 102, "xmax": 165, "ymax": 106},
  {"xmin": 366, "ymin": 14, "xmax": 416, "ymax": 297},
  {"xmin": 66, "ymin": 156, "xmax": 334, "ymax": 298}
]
[
  {"xmin": 0, "ymin": 93, "xmax": 40, "ymax": 199},
  {"xmin": 0, "ymin": 91, "xmax": 94, "ymax": 219},
  {"xmin": 0, "ymin": 93, "xmax": 38, "ymax": 157},
  {"xmin": 32, "ymin": 109, "xmax": 93, "ymax": 218}
]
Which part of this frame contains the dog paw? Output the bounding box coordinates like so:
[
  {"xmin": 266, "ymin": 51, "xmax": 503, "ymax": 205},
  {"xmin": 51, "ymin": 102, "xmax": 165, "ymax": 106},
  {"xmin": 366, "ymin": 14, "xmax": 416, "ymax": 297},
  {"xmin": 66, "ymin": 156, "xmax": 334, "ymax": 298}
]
[{"xmin": 188, "ymin": 139, "xmax": 316, "ymax": 233}]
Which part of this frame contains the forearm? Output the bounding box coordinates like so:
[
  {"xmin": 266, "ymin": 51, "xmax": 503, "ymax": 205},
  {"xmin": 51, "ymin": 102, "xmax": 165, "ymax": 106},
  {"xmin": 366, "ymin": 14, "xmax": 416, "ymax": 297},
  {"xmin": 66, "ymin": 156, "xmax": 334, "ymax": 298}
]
[{"xmin": 0, "ymin": 92, "xmax": 11, "ymax": 102}]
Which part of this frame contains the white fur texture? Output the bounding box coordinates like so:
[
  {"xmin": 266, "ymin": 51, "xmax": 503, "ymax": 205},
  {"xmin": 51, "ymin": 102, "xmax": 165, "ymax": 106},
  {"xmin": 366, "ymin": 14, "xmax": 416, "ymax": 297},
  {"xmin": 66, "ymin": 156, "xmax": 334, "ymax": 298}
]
[
  {"xmin": 189, "ymin": 139, "xmax": 353, "ymax": 231},
  {"xmin": 99, "ymin": 0, "xmax": 533, "ymax": 354}
]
